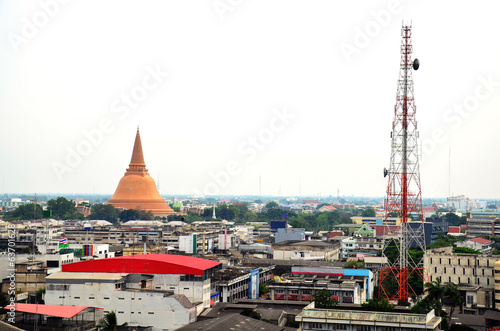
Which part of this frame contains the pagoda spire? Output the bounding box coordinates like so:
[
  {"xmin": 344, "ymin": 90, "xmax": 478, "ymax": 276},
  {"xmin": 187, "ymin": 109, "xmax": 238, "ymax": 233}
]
[{"xmin": 128, "ymin": 128, "xmax": 146, "ymax": 170}]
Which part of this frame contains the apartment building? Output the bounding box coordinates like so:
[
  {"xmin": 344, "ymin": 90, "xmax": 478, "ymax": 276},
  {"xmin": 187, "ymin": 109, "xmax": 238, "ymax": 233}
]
[{"xmin": 424, "ymin": 251, "xmax": 500, "ymax": 310}]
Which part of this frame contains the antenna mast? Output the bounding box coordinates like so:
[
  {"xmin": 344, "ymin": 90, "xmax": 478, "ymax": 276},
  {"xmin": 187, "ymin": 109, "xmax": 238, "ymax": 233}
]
[{"xmin": 379, "ymin": 23, "xmax": 426, "ymax": 302}]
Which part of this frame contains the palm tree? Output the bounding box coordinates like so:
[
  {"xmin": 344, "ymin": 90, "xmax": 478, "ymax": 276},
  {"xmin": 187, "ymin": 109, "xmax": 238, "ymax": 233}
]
[
  {"xmin": 97, "ymin": 311, "xmax": 128, "ymax": 331},
  {"xmin": 443, "ymin": 282, "xmax": 463, "ymax": 327},
  {"xmin": 424, "ymin": 277, "xmax": 445, "ymax": 316}
]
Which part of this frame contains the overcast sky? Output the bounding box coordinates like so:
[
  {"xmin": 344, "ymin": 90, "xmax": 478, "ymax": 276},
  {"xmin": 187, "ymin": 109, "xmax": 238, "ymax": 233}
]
[{"xmin": 1, "ymin": 1, "xmax": 500, "ymax": 199}]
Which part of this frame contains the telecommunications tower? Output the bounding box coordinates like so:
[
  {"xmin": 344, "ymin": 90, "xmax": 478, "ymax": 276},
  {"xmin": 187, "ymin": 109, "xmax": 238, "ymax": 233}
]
[{"xmin": 378, "ymin": 23, "xmax": 426, "ymax": 302}]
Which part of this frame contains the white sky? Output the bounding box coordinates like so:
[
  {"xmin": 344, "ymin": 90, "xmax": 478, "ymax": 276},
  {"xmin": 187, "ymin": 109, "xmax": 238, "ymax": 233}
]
[{"xmin": 1, "ymin": 1, "xmax": 500, "ymax": 199}]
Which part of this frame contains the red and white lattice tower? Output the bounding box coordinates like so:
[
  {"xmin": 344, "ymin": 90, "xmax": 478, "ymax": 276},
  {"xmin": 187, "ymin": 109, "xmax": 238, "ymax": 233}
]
[{"xmin": 378, "ymin": 24, "xmax": 426, "ymax": 302}]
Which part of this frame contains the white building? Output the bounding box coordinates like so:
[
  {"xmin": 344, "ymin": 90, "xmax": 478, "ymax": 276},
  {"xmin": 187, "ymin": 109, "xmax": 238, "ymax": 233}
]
[
  {"xmin": 45, "ymin": 254, "xmax": 221, "ymax": 325},
  {"xmin": 45, "ymin": 254, "xmax": 222, "ymax": 330},
  {"xmin": 341, "ymin": 237, "xmax": 357, "ymax": 259},
  {"xmin": 45, "ymin": 273, "xmax": 196, "ymax": 330}
]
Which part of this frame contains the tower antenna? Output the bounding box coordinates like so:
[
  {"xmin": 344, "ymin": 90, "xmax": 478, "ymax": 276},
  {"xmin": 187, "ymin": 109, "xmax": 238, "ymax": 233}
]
[
  {"xmin": 449, "ymin": 148, "xmax": 451, "ymax": 197},
  {"xmin": 379, "ymin": 24, "xmax": 426, "ymax": 302}
]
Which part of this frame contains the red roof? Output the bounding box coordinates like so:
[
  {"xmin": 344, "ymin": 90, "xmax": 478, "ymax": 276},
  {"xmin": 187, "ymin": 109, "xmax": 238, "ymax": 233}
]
[
  {"xmin": 422, "ymin": 207, "xmax": 436, "ymax": 212},
  {"xmin": 471, "ymin": 237, "xmax": 491, "ymax": 244},
  {"xmin": 62, "ymin": 254, "xmax": 221, "ymax": 275},
  {"xmin": 372, "ymin": 225, "xmax": 400, "ymax": 237},
  {"xmin": 6, "ymin": 304, "xmax": 102, "ymax": 318},
  {"xmin": 448, "ymin": 226, "xmax": 460, "ymax": 233}
]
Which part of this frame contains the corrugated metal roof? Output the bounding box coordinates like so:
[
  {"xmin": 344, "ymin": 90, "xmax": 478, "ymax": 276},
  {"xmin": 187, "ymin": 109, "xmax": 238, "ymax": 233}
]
[
  {"xmin": 61, "ymin": 254, "xmax": 221, "ymax": 275},
  {"xmin": 6, "ymin": 304, "xmax": 102, "ymax": 319}
]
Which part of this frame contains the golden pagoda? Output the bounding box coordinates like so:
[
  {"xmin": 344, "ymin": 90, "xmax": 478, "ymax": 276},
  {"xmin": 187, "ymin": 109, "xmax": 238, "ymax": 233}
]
[{"xmin": 107, "ymin": 128, "xmax": 174, "ymax": 216}]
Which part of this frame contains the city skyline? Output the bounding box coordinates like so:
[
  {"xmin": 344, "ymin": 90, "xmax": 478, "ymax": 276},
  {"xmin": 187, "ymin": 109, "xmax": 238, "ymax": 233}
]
[{"xmin": 1, "ymin": 1, "xmax": 500, "ymax": 198}]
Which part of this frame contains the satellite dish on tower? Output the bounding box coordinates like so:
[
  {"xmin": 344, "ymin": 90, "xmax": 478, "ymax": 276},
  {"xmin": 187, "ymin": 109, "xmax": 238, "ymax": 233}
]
[
  {"xmin": 413, "ymin": 58, "xmax": 419, "ymax": 70},
  {"xmin": 383, "ymin": 168, "xmax": 389, "ymax": 178}
]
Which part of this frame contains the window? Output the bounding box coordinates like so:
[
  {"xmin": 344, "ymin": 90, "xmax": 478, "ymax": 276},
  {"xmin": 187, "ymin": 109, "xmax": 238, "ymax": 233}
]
[
  {"xmin": 118, "ymin": 311, "xmax": 124, "ymax": 314},
  {"xmin": 358, "ymin": 326, "xmax": 371, "ymax": 331},
  {"xmin": 74, "ymin": 297, "xmax": 80, "ymax": 299},
  {"xmin": 467, "ymin": 295, "xmax": 474, "ymax": 305},
  {"xmin": 309, "ymin": 322, "xmax": 323, "ymax": 329},
  {"xmin": 89, "ymin": 297, "xmax": 95, "ymax": 299},
  {"xmin": 336, "ymin": 325, "xmax": 347, "ymax": 330},
  {"xmin": 148, "ymin": 312, "xmax": 154, "ymax": 315}
]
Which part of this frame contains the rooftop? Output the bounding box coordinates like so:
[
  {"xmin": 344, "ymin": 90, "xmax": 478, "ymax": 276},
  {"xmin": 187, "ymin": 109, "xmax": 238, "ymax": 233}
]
[
  {"xmin": 6, "ymin": 304, "xmax": 102, "ymax": 319},
  {"xmin": 470, "ymin": 237, "xmax": 491, "ymax": 244},
  {"xmin": 176, "ymin": 313, "xmax": 297, "ymax": 331},
  {"xmin": 61, "ymin": 254, "xmax": 221, "ymax": 275}
]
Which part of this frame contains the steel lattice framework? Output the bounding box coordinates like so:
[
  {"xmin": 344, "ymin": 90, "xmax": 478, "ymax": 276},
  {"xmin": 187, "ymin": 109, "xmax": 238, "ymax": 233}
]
[{"xmin": 378, "ymin": 24, "xmax": 427, "ymax": 302}]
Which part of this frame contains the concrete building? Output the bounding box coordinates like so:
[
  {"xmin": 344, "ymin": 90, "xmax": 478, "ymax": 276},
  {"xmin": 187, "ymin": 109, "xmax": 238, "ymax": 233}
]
[
  {"xmin": 1, "ymin": 260, "xmax": 46, "ymax": 294},
  {"xmin": 296, "ymin": 302, "xmax": 442, "ymax": 331},
  {"xmin": 456, "ymin": 237, "xmax": 493, "ymax": 254},
  {"xmin": 45, "ymin": 254, "xmax": 222, "ymax": 313},
  {"xmin": 467, "ymin": 215, "xmax": 500, "ymax": 238},
  {"xmin": 272, "ymin": 240, "xmax": 340, "ymax": 261},
  {"xmin": 351, "ymin": 216, "xmax": 401, "ymax": 226},
  {"xmin": 424, "ymin": 251, "xmax": 500, "ymax": 311},
  {"xmin": 495, "ymin": 260, "xmax": 500, "ymax": 310},
  {"xmin": 275, "ymin": 228, "xmax": 305, "ymax": 243},
  {"xmin": 448, "ymin": 195, "xmax": 477, "ymax": 210},
  {"xmin": 45, "ymin": 272, "xmax": 196, "ymax": 330},
  {"xmin": 341, "ymin": 237, "xmax": 357, "ymax": 260},
  {"xmin": 426, "ymin": 216, "xmax": 449, "ymax": 234},
  {"xmin": 214, "ymin": 266, "xmax": 274, "ymax": 303}
]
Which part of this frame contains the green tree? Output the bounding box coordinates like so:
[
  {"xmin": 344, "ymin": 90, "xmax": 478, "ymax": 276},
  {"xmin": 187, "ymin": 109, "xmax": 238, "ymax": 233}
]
[
  {"xmin": 36, "ymin": 287, "xmax": 45, "ymax": 304},
  {"xmin": 97, "ymin": 311, "xmax": 128, "ymax": 331},
  {"xmin": 313, "ymin": 289, "xmax": 338, "ymax": 309},
  {"xmin": 445, "ymin": 213, "xmax": 467, "ymax": 226},
  {"xmin": 424, "ymin": 277, "xmax": 445, "ymax": 316},
  {"xmin": 119, "ymin": 208, "xmax": 154, "ymax": 221},
  {"xmin": 345, "ymin": 259, "xmax": 364, "ymax": 269},
  {"xmin": 0, "ymin": 292, "xmax": 9, "ymax": 314},
  {"xmin": 453, "ymin": 247, "xmax": 482, "ymax": 255},
  {"xmin": 265, "ymin": 201, "xmax": 279, "ymax": 209},
  {"xmin": 89, "ymin": 204, "xmax": 120, "ymax": 222},
  {"xmin": 443, "ymin": 282, "xmax": 463, "ymax": 327},
  {"xmin": 8, "ymin": 203, "xmax": 43, "ymax": 220},
  {"xmin": 361, "ymin": 297, "xmax": 395, "ymax": 312},
  {"xmin": 47, "ymin": 197, "xmax": 82, "ymax": 219},
  {"xmin": 259, "ymin": 283, "xmax": 269, "ymax": 295},
  {"xmin": 361, "ymin": 208, "xmax": 376, "ymax": 217}
]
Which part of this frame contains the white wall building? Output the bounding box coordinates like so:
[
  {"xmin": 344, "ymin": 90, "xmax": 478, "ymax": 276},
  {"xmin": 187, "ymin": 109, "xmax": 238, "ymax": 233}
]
[{"xmin": 44, "ymin": 254, "xmax": 222, "ymax": 330}]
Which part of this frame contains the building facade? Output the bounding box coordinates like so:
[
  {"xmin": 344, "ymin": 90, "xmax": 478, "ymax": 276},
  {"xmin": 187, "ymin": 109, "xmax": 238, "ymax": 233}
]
[{"xmin": 296, "ymin": 302, "xmax": 442, "ymax": 331}]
